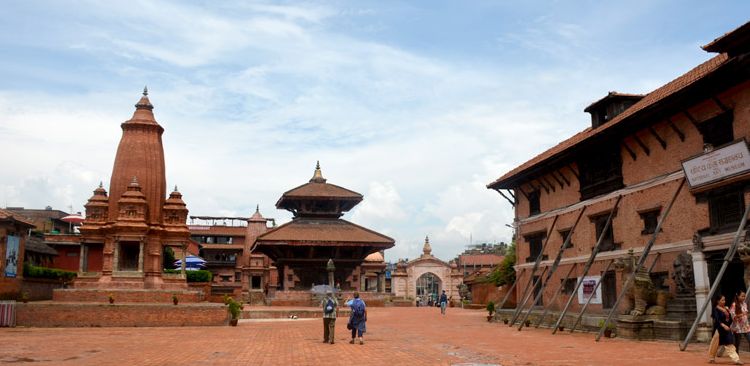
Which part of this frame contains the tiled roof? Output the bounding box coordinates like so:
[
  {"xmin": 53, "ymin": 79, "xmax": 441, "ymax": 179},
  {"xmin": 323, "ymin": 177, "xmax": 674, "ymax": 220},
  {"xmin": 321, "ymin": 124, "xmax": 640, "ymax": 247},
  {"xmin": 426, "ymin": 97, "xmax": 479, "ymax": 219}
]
[
  {"xmin": 279, "ymin": 181, "xmax": 363, "ymax": 200},
  {"xmin": 0, "ymin": 209, "xmax": 36, "ymax": 227},
  {"xmin": 25, "ymin": 237, "xmax": 58, "ymax": 256},
  {"xmin": 459, "ymin": 254, "xmax": 504, "ymax": 267},
  {"xmin": 255, "ymin": 218, "xmax": 394, "ymax": 246},
  {"xmin": 487, "ymin": 53, "xmax": 730, "ymax": 189},
  {"xmin": 703, "ymin": 21, "xmax": 750, "ymax": 54}
]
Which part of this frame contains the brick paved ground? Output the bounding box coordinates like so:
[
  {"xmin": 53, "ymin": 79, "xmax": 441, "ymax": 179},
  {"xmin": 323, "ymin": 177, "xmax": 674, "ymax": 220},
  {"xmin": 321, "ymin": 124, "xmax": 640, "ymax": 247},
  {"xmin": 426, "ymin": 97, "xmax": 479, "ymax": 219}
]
[{"xmin": 0, "ymin": 307, "xmax": 729, "ymax": 365}]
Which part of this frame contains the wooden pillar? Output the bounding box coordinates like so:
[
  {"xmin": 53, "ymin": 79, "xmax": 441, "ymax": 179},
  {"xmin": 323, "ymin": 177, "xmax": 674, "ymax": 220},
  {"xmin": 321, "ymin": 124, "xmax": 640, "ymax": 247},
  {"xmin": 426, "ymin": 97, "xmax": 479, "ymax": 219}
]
[
  {"xmin": 78, "ymin": 244, "xmax": 86, "ymax": 273},
  {"xmin": 138, "ymin": 241, "xmax": 145, "ymax": 272}
]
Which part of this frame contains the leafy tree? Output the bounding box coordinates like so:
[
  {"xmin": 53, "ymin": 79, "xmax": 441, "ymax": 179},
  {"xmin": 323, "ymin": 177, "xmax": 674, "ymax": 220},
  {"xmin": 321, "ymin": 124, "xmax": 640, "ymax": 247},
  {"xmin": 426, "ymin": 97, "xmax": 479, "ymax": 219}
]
[
  {"xmin": 163, "ymin": 246, "xmax": 176, "ymax": 270},
  {"xmin": 484, "ymin": 242, "xmax": 516, "ymax": 286}
]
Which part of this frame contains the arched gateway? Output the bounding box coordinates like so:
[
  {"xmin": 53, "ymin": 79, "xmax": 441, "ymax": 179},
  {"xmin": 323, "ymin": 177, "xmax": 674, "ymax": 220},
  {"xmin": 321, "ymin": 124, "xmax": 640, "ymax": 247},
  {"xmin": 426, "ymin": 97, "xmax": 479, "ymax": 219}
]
[{"xmin": 390, "ymin": 237, "xmax": 463, "ymax": 304}]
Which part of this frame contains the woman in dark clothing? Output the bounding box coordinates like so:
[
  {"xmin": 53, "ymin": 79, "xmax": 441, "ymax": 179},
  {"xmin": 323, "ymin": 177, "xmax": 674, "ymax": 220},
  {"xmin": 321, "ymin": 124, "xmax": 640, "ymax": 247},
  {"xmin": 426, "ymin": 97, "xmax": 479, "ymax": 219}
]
[{"xmin": 710, "ymin": 295, "xmax": 742, "ymax": 364}]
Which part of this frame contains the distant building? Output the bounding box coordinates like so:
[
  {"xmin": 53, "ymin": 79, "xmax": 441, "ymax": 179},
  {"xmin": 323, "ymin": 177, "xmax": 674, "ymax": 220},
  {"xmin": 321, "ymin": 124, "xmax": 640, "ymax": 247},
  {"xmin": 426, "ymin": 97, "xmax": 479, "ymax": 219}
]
[{"xmin": 390, "ymin": 237, "xmax": 463, "ymax": 304}]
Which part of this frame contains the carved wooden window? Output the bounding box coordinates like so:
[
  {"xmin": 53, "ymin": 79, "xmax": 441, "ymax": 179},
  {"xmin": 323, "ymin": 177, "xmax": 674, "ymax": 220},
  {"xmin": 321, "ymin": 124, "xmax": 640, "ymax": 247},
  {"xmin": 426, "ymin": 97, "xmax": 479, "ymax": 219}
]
[
  {"xmin": 708, "ymin": 186, "xmax": 744, "ymax": 234},
  {"xmin": 593, "ymin": 213, "xmax": 618, "ymax": 252},
  {"xmin": 639, "ymin": 209, "xmax": 661, "ymax": 235},
  {"xmin": 528, "ymin": 189, "xmax": 541, "ymax": 216},
  {"xmin": 577, "ymin": 144, "xmax": 624, "ymax": 200},
  {"xmin": 561, "ymin": 278, "xmax": 577, "ymax": 294},
  {"xmin": 558, "ymin": 229, "xmax": 573, "ymax": 249},
  {"xmin": 699, "ymin": 111, "xmax": 734, "ymax": 148},
  {"xmin": 524, "ymin": 232, "xmax": 546, "ymax": 263}
]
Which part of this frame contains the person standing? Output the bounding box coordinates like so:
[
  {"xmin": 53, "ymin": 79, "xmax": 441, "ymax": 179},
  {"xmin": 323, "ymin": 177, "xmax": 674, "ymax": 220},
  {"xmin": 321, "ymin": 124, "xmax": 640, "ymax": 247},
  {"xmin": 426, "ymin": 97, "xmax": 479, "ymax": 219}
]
[
  {"xmin": 709, "ymin": 294, "xmax": 742, "ymax": 364},
  {"xmin": 348, "ymin": 292, "xmax": 367, "ymax": 345},
  {"xmin": 439, "ymin": 290, "xmax": 448, "ymax": 315},
  {"xmin": 321, "ymin": 290, "xmax": 338, "ymax": 344},
  {"xmin": 731, "ymin": 290, "xmax": 750, "ymax": 354}
]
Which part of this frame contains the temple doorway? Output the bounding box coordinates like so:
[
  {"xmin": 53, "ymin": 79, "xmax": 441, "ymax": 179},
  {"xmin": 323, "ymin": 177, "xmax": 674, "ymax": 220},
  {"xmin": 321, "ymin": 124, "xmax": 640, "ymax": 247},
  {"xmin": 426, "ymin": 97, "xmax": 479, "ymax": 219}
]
[
  {"xmin": 416, "ymin": 272, "xmax": 442, "ymax": 305},
  {"xmin": 119, "ymin": 242, "xmax": 140, "ymax": 271}
]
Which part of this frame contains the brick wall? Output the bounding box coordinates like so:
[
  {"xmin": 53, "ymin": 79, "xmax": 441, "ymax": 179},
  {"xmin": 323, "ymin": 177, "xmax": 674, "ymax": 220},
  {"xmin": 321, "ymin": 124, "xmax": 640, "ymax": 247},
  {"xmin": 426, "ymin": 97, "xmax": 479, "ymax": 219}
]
[
  {"xmin": 16, "ymin": 303, "xmax": 227, "ymax": 327},
  {"xmin": 53, "ymin": 288, "xmax": 204, "ymax": 303}
]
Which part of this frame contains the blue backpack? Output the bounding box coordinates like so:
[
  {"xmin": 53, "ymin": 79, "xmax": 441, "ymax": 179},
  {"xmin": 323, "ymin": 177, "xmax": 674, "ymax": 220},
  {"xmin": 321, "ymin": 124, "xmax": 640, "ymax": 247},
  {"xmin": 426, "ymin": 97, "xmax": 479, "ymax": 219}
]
[
  {"xmin": 351, "ymin": 299, "xmax": 365, "ymax": 319},
  {"xmin": 324, "ymin": 298, "xmax": 335, "ymax": 314}
]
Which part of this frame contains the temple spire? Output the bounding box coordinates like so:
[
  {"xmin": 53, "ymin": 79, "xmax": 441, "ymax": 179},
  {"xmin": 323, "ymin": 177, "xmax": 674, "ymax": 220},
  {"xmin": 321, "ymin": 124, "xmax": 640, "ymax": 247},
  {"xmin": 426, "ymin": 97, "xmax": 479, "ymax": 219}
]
[
  {"xmin": 310, "ymin": 160, "xmax": 327, "ymax": 183},
  {"xmin": 422, "ymin": 236, "xmax": 432, "ymax": 256},
  {"xmin": 143, "ymin": 85, "xmax": 148, "ymax": 96}
]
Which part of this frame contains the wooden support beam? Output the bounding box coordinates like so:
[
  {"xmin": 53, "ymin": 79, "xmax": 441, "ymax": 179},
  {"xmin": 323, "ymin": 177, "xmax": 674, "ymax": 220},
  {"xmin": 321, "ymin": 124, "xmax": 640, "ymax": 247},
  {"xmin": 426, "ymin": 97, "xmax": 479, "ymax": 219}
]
[
  {"xmin": 507, "ymin": 189, "xmax": 516, "ymax": 200},
  {"xmin": 712, "ymin": 96, "xmax": 730, "ymax": 112},
  {"xmin": 496, "ymin": 189, "xmax": 516, "ymax": 206},
  {"xmin": 517, "ymin": 186, "xmax": 530, "ymax": 201},
  {"xmin": 542, "ymin": 176, "xmax": 556, "ymax": 192},
  {"xmin": 648, "ymin": 126, "xmax": 667, "ymax": 149},
  {"xmin": 632, "ymin": 134, "xmax": 650, "ymax": 156},
  {"xmin": 667, "ymin": 118, "xmax": 685, "ymax": 142},
  {"xmin": 555, "ymin": 170, "xmax": 570, "ymax": 187},
  {"xmin": 550, "ymin": 172, "xmax": 565, "ymax": 189},
  {"xmin": 566, "ymin": 165, "xmax": 579, "ymax": 180},
  {"xmin": 622, "ymin": 141, "xmax": 637, "ymax": 161},
  {"xmin": 533, "ymin": 180, "xmax": 549, "ymax": 194}
]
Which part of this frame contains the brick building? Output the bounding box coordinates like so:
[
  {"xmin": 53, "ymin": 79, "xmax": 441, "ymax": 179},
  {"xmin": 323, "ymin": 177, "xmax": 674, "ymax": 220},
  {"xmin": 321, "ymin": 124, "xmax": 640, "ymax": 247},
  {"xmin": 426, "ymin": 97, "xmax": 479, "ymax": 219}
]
[
  {"xmin": 187, "ymin": 210, "xmax": 278, "ymax": 302},
  {"xmin": 0, "ymin": 209, "xmax": 34, "ymax": 298},
  {"xmin": 487, "ymin": 21, "xmax": 750, "ymax": 329}
]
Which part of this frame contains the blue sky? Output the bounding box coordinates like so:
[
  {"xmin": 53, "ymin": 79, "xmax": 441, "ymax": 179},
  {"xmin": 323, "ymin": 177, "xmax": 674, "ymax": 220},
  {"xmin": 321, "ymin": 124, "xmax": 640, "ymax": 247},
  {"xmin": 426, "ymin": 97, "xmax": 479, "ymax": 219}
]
[{"xmin": 0, "ymin": 1, "xmax": 748, "ymax": 261}]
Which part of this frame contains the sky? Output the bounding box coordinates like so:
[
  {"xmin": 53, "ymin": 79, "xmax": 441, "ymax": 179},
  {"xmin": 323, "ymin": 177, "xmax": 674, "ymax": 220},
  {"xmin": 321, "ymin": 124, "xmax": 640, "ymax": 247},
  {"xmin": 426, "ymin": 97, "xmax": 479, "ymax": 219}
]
[{"xmin": 0, "ymin": 1, "xmax": 748, "ymax": 262}]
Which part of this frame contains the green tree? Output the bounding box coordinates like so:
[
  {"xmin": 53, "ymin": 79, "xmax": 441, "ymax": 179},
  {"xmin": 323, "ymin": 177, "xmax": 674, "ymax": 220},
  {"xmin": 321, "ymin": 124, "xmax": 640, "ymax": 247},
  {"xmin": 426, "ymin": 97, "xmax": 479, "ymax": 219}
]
[
  {"xmin": 484, "ymin": 242, "xmax": 516, "ymax": 286},
  {"xmin": 163, "ymin": 246, "xmax": 176, "ymax": 270}
]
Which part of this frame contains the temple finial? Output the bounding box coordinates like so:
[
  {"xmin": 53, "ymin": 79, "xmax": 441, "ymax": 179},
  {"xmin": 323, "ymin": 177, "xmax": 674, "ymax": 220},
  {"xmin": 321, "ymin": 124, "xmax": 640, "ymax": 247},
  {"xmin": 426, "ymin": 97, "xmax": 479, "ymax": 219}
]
[
  {"xmin": 143, "ymin": 86, "xmax": 148, "ymax": 96},
  {"xmin": 131, "ymin": 176, "xmax": 138, "ymax": 184},
  {"xmin": 174, "ymin": 185, "xmax": 178, "ymax": 192},
  {"xmin": 99, "ymin": 181, "xmax": 103, "ymax": 188},
  {"xmin": 310, "ymin": 160, "xmax": 326, "ymax": 183},
  {"xmin": 256, "ymin": 204, "xmax": 260, "ymax": 213}
]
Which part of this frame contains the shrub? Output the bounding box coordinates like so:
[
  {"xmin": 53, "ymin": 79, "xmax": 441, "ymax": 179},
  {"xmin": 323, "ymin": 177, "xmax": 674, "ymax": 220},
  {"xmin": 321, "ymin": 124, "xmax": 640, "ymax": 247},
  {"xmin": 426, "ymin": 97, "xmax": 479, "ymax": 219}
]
[
  {"xmin": 163, "ymin": 269, "xmax": 212, "ymax": 283},
  {"xmin": 23, "ymin": 263, "xmax": 76, "ymax": 282},
  {"xmin": 226, "ymin": 296, "xmax": 242, "ymax": 319},
  {"xmin": 486, "ymin": 301, "xmax": 496, "ymax": 315}
]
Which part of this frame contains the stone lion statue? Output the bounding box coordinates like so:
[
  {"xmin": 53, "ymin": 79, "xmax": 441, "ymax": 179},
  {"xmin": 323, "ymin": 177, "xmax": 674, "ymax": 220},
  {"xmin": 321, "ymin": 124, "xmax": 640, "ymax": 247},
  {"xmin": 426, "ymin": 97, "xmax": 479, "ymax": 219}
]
[{"xmin": 615, "ymin": 249, "xmax": 667, "ymax": 316}]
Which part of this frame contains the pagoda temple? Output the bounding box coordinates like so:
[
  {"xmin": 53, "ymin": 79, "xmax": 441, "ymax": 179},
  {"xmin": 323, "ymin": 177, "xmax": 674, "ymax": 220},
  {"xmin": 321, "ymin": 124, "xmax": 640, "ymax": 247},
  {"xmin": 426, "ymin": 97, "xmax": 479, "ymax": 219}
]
[
  {"xmin": 58, "ymin": 89, "xmax": 193, "ymax": 298},
  {"xmin": 253, "ymin": 163, "xmax": 394, "ymax": 292}
]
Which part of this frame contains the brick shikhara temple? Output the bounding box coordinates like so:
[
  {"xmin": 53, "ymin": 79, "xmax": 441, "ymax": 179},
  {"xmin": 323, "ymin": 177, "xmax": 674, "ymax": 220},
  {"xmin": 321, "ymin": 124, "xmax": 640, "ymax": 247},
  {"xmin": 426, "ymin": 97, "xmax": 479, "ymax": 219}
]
[
  {"xmin": 55, "ymin": 89, "xmax": 198, "ymax": 302},
  {"xmin": 253, "ymin": 163, "xmax": 395, "ymax": 295}
]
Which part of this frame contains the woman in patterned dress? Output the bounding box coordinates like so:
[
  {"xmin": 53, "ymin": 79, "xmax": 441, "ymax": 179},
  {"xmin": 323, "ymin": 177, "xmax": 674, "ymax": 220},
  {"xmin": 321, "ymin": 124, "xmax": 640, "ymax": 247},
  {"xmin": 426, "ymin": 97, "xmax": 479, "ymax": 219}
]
[{"xmin": 731, "ymin": 290, "xmax": 750, "ymax": 354}]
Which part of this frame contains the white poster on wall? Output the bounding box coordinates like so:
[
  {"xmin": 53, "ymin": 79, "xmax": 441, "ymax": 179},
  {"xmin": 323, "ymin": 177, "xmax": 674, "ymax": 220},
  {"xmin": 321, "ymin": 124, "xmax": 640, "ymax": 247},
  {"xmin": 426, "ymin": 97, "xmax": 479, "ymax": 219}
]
[{"xmin": 577, "ymin": 276, "xmax": 602, "ymax": 305}]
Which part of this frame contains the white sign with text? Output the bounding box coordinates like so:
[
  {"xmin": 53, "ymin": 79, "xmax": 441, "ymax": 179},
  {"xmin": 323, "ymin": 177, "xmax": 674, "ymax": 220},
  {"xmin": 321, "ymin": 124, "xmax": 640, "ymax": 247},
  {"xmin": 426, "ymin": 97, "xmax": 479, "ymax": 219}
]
[
  {"xmin": 682, "ymin": 140, "xmax": 750, "ymax": 188},
  {"xmin": 577, "ymin": 275, "xmax": 602, "ymax": 305}
]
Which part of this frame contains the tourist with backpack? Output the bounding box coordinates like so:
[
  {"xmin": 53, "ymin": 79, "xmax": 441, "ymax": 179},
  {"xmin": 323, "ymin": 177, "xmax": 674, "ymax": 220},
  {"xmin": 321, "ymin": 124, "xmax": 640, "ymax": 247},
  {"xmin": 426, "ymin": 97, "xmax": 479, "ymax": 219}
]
[
  {"xmin": 348, "ymin": 292, "xmax": 367, "ymax": 345},
  {"xmin": 321, "ymin": 290, "xmax": 338, "ymax": 344}
]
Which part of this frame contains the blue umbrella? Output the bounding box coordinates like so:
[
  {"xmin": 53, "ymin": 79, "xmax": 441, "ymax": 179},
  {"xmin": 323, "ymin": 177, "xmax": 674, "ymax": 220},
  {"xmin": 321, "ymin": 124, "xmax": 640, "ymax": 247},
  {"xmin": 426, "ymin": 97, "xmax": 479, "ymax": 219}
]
[{"xmin": 174, "ymin": 255, "xmax": 206, "ymax": 269}]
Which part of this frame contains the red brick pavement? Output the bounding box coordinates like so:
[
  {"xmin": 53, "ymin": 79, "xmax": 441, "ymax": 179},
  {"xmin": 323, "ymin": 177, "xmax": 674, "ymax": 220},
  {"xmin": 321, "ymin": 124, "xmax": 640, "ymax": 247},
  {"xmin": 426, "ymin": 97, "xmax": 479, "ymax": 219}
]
[{"xmin": 0, "ymin": 307, "xmax": 725, "ymax": 365}]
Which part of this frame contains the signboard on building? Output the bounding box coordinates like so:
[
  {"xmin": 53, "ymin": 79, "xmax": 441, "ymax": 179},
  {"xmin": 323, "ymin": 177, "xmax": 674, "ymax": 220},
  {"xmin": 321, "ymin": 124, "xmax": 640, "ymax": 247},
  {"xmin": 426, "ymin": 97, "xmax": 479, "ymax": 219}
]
[
  {"xmin": 4, "ymin": 236, "xmax": 19, "ymax": 278},
  {"xmin": 682, "ymin": 140, "xmax": 750, "ymax": 188},
  {"xmin": 577, "ymin": 275, "xmax": 602, "ymax": 305}
]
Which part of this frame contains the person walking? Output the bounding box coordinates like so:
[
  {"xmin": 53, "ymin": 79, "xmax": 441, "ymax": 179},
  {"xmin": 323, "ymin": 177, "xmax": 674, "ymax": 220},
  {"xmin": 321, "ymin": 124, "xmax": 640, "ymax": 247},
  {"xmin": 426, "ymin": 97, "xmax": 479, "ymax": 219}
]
[
  {"xmin": 321, "ymin": 290, "xmax": 338, "ymax": 344},
  {"xmin": 439, "ymin": 290, "xmax": 448, "ymax": 315},
  {"xmin": 348, "ymin": 292, "xmax": 367, "ymax": 345},
  {"xmin": 709, "ymin": 294, "xmax": 742, "ymax": 364},
  {"xmin": 731, "ymin": 290, "xmax": 750, "ymax": 355}
]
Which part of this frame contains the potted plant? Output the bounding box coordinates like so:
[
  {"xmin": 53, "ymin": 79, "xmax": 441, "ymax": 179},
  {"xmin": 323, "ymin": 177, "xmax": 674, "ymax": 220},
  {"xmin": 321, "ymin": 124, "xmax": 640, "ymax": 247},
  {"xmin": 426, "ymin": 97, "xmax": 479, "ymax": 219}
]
[
  {"xmin": 20, "ymin": 291, "xmax": 30, "ymax": 304},
  {"xmin": 558, "ymin": 325, "xmax": 565, "ymax": 331},
  {"xmin": 486, "ymin": 301, "xmax": 495, "ymax": 322},
  {"xmin": 108, "ymin": 293, "xmax": 115, "ymax": 305},
  {"xmin": 502, "ymin": 318, "xmax": 509, "ymax": 324},
  {"xmin": 227, "ymin": 297, "xmax": 242, "ymax": 326},
  {"xmin": 525, "ymin": 319, "xmax": 531, "ymax": 327},
  {"xmin": 172, "ymin": 294, "xmax": 179, "ymax": 306},
  {"xmin": 599, "ymin": 319, "xmax": 616, "ymax": 338}
]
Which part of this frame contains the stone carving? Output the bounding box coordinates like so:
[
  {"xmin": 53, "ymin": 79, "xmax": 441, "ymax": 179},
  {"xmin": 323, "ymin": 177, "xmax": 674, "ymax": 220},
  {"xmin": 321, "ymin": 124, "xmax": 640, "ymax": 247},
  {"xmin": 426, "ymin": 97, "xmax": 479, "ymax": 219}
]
[
  {"xmin": 615, "ymin": 249, "xmax": 667, "ymax": 316},
  {"xmin": 671, "ymin": 252, "xmax": 695, "ymax": 296},
  {"xmin": 692, "ymin": 233, "xmax": 704, "ymax": 252}
]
